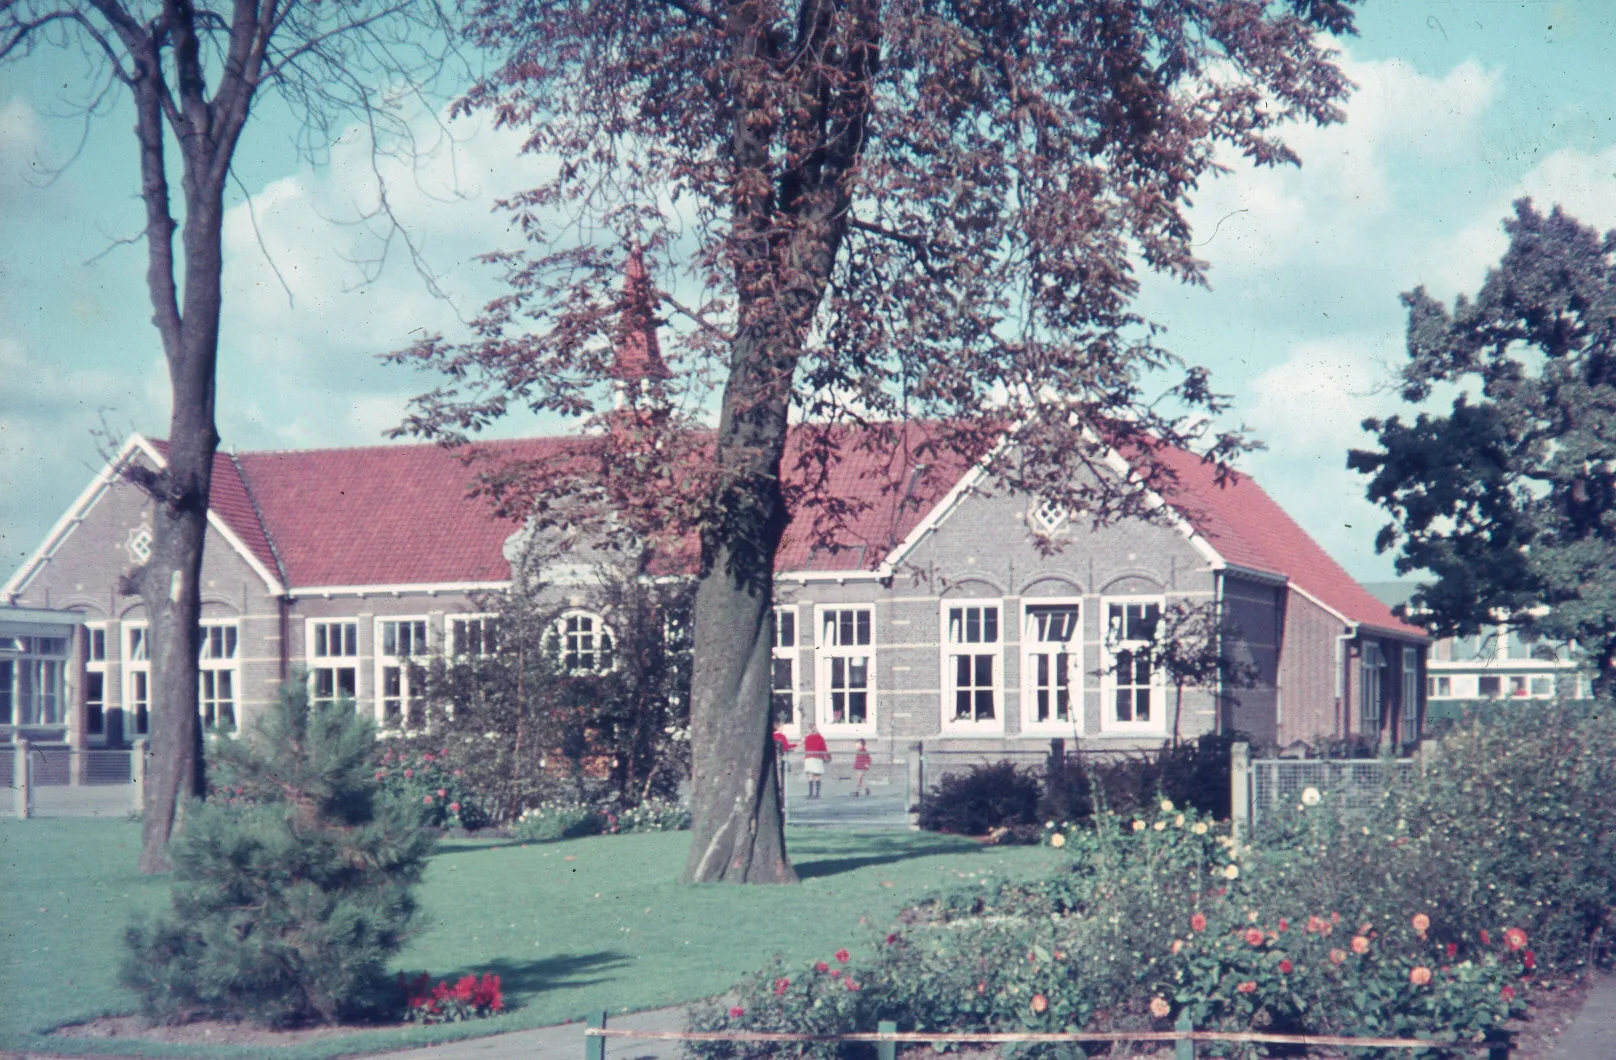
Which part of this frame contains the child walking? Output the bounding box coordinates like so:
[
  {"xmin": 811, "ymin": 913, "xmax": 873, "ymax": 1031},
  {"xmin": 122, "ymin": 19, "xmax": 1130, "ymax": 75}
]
[
  {"xmin": 852, "ymin": 739, "xmax": 872, "ymax": 796},
  {"xmin": 802, "ymin": 725, "xmax": 830, "ymax": 799}
]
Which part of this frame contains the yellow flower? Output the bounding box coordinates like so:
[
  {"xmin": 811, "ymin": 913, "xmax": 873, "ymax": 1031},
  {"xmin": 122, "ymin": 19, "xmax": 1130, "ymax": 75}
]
[
  {"xmin": 1132, "ymin": 820, "xmax": 1146, "ymax": 832},
  {"xmin": 1192, "ymin": 822, "xmax": 1208, "ymax": 836},
  {"xmin": 1301, "ymin": 786, "xmax": 1322, "ymax": 806},
  {"xmin": 1031, "ymin": 993, "xmax": 1048, "ymax": 1013},
  {"xmin": 1224, "ymin": 863, "xmax": 1240, "ymax": 881},
  {"xmin": 1050, "ymin": 833, "xmax": 1066, "ymax": 848},
  {"xmin": 1149, "ymin": 996, "xmax": 1172, "ymax": 1019},
  {"xmin": 1153, "ymin": 821, "xmax": 1166, "ymax": 831},
  {"xmin": 1411, "ymin": 913, "xmax": 1430, "ymax": 934},
  {"xmin": 1160, "ymin": 799, "xmax": 1175, "ymax": 813},
  {"xmin": 1175, "ymin": 814, "xmax": 1185, "ymax": 827}
]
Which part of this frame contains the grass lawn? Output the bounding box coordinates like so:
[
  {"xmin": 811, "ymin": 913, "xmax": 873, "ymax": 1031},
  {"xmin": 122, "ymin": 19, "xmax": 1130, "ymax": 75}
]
[{"xmin": 0, "ymin": 820, "xmax": 1062, "ymax": 1057}]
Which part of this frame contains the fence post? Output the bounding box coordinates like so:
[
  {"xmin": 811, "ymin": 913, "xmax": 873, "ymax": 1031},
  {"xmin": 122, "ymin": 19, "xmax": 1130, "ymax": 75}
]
[
  {"xmin": 877, "ymin": 1019, "xmax": 897, "ymax": 1060},
  {"xmin": 132, "ymin": 738, "xmax": 149, "ymax": 816},
  {"xmin": 1229, "ymin": 742, "xmax": 1250, "ymax": 845},
  {"xmin": 908, "ymin": 742, "xmax": 924, "ymax": 828},
  {"xmin": 14, "ymin": 737, "xmax": 30, "ymax": 819},
  {"xmin": 1175, "ymin": 1009, "xmax": 1195, "ymax": 1060},
  {"xmin": 584, "ymin": 1010, "xmax": 606, "ymax": 1060}
]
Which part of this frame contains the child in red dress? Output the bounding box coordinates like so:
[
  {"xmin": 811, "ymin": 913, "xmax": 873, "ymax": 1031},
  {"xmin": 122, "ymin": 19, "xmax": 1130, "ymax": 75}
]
[{"xmin": 852, "ymin": 739, "xmax": 872, "ymax": 796}]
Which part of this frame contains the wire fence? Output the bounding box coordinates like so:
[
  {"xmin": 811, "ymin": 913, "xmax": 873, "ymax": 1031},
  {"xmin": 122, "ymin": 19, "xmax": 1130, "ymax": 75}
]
[{"xmin": 1245, "ymin": 755, "xmax": 1417, "ymax": 835}]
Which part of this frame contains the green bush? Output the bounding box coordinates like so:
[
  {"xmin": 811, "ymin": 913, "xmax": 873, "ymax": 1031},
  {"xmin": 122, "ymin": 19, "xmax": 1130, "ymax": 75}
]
[
  {"xmin": 616, "ymin": 796, "xmax": 691, "ymax": 832},
  {"xmin": 917, "ymin": 761, "xmax": 1041, "ymax": 836},
  {"xmin": 511, "ymin": 798, "xmax": 607, "ymax": 841},
  {"xmin": 122, "ymin": 687, "xmax": 435, "ymax": 1027},
  {"xmin": 374, "ymin": 745, "xmax": 490, "ymax": 830}
]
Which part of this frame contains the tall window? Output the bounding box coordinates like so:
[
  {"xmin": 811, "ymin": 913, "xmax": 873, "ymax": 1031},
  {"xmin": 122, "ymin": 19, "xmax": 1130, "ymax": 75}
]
[
  {"xmin": 0, "ymin": 634, "xmax": 68, "ymax": 726},
  {"xmin": 377, "ymin": 618, "xmax": 428, "ymax": 730},
  {"xmin": 84, "ymin": 625, "xmax": 107, "ymax": 738},
  {"xmin": 944, "ymin": 602, "xmax": 1001, "ymax": 725},
  {"xmin": 1361, "ymin": 642, "xmax": 1386, "ymax": 732},
  {"xmin": 197, "ymin": 622, "xmax": 239, "ymax": 733},
  {"xmin": 1104, "ymin": 599, "xmax": 1161, "ymax": 729},
  {"xmin": 818, "ymin": 607, "xmax": 873, "ymax": 727},
  {"xmin": 771, "ymin": 608, "xmax": 798, "ymax": 727},
  {"xmin": 449, "ymin": 615, "xmax": 498, "ymax": 658},
  {"xmin": 1400, "ymin": 646, "xmax": 1420, "ymax": 743},
  {"xmin": 551, "ymin": 611, "xmax": 613, "ymax": 672},
  {"xmin": 1023, "ymin": 603, "xmax": 1080, "ymax": 728},
  {"xmin": 124, "ymin": 624, "xmax": 150, "ymax": 737},
  {"xmin": 309, "ymin": 620, "xmax": 359, "ymax": 707}
]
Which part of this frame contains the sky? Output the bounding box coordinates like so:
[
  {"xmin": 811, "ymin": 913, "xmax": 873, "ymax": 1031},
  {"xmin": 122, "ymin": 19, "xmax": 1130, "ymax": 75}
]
[{"xmin": 2, "ymin": 1, "xmax": 1614, "ymax": 588}]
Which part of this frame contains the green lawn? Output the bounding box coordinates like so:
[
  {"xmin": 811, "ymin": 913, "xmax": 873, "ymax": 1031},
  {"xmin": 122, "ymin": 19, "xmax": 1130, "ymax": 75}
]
[{"xmin": 0, "ymin": 820, "xmax": 1061, "ymax": 1057}]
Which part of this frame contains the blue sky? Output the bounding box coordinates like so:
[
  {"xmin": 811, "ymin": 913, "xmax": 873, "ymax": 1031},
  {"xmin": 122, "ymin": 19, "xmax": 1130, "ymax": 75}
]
[{"xmin": 3, "ymin": 1, "xmax": 1614, "ymax": 587}]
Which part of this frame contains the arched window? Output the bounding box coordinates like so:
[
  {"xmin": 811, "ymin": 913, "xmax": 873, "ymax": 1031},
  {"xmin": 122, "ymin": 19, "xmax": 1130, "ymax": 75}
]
[{"xmin": 551, "ymin": 611, "xmax": 614, "ymax": 673}]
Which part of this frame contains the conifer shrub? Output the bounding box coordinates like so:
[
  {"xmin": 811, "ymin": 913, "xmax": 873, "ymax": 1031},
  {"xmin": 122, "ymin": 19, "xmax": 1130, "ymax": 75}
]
[{"xmin": 122, "ymin": 687, "xmax": 436, "ymax": 1027}]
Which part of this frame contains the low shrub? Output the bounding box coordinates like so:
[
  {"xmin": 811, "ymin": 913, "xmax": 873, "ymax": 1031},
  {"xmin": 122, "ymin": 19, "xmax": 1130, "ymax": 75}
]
[
  {"xmin": 122, "ymin": 687, "xmax": 435, "ymax": 1027},
  {"xmin": 615, "ymin": 796, "xmax": 691, "ymax": 832},
  {"xmin": 374, "ymin": 746, "xmax": 490, "ymax": 831},
  {"xmin": 917, "ymin": 761, "xmax": 1040, "ymax": 836},
  {"xmin": 512, "ymin": 798, "xmax": 609, "ymax": 841}
]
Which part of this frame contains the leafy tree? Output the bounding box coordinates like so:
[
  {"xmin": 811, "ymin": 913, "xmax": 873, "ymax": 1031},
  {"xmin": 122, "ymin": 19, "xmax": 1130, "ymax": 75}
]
[
  {"xmin": 392, "ymin": 0, "xmax": 1360, "ymax": 881},
  {"xmin": 1, "ymin": 0, "xmax": 458, "ymax": 872},
  {"xmin": 426, "ymin": 564, "xmax": 694, "ymax": 820},
  {"xmin": 121, "ymin": 685, "xmax": 435, "ymax": 1027},
  {"xmin": 1350, "ymin": 202, "xmax": 1616, "ymax": 690}
]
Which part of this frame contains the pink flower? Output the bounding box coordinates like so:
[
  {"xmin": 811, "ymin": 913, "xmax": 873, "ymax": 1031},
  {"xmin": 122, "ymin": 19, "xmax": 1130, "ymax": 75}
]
[
  {"xmin": 885, "ymin": 933, "xmax": 899, "ymax": 944},
  {"xmin": 845, "ymin": 980, "xmax": 861, "ymax": 991},
  {"xmin": 1522, "ymin": 950, "xmax": 1536, "ymax": 969},
  {"xmin": 729, "ymin": 1006, "xmax": 745, "ymax": 1018},
  {"xmin": 424, "ymin": 795, "xmax": 433, "ymax": 804},
  {"xmin": 828, "ymin": 969, "xmax": 841, "ymax": 978},
  {"xmin": 835, "ymin": 948, "xmax": 850, "ymax": 963},
  {"xmin": 404, "ymin": 768, "xmax": 414, "ymax": 778},
  {"xmin": 375, "ymin": 770, "xmax": 386, "ymax": 780},
  {"xmin": 438, "ymin": 788, "xmax": 447, "ymax": 797},
  {"xmin": 773, "ymin": 977, "xmax": 791, "ymax": 996},
  {"xmin": 1236, "ymin": 981, "xmax": 1257, "ymax": 994},
  {"xmin": 1504, "ymin": 928, "xmax": 1528, "ymax": 951},
  {"xmin": 1501, "ymin": 985, "xmax": 1515, "ymax": 1001},
  {"xmin": 1410, "ymin": 966, "xmax": 1432, "ymax": 986},
  {"xmin": 1191, "ymin": 913, "xmax": 1207, "ymax": 933},
  {"xmin": 1480, "ymin": 929, "xmax": 1490, "ymax": 945},
  {"xmin": 449, "ymin": 802, "xmax": 461, "ymax": 812},
  {"xmin": 1244, "ymin": 928, "xmax": 1265, "ymax": 947},
  {"xmin": 1276, "ymin": 918, "xmax": 1289, "ymax": 933},
  {"xmin": 1279, "ymin": 959, "xmax": 1293, "ymax": 974},
  {"xmin": 423, "ymin": 753, "xmax": 435, "ymax": 763},
  {"xmin": 814, "ymin": 961, "xmax": 829, "ymax": 973}
]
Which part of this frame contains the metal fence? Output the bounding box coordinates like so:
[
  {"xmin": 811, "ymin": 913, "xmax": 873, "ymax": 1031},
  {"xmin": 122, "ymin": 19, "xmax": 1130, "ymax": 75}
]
[
  {"xmin": 6, "ymin": 741, "xmax": 143, "ymax": 818},
  {"xmin": 1241, "ymin": 753, "xmax": 1417, "ymax": 835}
]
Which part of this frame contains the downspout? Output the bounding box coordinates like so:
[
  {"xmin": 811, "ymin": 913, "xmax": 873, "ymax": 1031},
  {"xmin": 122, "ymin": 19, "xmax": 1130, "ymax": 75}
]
[
  {"xmin": 1213, "ymin": 571, "xmax": 1226, "ymax": 736},
  {"xmin": 1334, "ymin": 626, "xmax": 1358, "ymax": 740}
]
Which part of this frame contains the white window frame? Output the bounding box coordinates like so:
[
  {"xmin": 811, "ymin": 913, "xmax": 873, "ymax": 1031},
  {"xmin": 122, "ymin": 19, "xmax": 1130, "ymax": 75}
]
[
  {"xmin": 0, "ymin": 631, "xmax": 69, "ymax": 728},
  {"xmin": 941, "ymin": 600, "xmax": 1004, "ymax": 732},
  {"xmin": 1100, "ymin": 596, "xmax": 1166, "ymax": 735},
  {"xmin": 198, "ymin": 620, "xmax": 240, "ymax": 733},
  {"xmin": 123, "ymin": 622, "xmax": 151, "ymax": 738},
  {"xmin": 549, "ymin": 610, "xmax": 614, "ymax": 673},
  {"xmin": 448, "ymin": 613, "xmax": 499, "ymax": 659},
  {"xmin": 1427, "ymin": 675, "xmax": 1452, "ymax": 699},
  {"xmin": 815, "ymin": 605, "xmax": 876, "ymax": 734},
  {"xmin": 1400, "ymin": 646, "xmax": 1420, "ymax": 743},
  {"xmin": 1361, "ymin": 642, "xmax": 1387, "ymax": 731},
  {"xmin": 1020, "ymin": 600, "xmax": 1082, "ymax": 733},
  {"xmin": 307, "ymin": 619, "xmax": 360, "ymax": 709},
  {"xmin": 770, "ymin": 607, "xmax": 800, "ymax": 732},
  {"xmin": 375, "ymin": 617, "xmax": 430, "ymax": 731},
  {"xmin": 84, "ymin": 623, "xmax": 108, "ymax": 740}
]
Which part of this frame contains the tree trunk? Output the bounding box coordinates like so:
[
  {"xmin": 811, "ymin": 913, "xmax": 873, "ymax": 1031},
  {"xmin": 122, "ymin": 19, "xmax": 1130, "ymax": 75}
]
[{"xmin": 681, "ymin": 340, "xmax": 796, "ymax": 884}]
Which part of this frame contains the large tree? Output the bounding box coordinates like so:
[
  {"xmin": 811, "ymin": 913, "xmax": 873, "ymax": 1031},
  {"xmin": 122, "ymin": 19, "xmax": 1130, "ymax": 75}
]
[
  {"xmin": 1, "ymin": 0, "xmax": 456, "ymax": 872},
  {"xmin": 394, "ymin": 0, "xmax": 1360, "ymax": 882},
  {"xmin": 1351, "ymin": 201, "xmax": 1616, "ymax": 692}
]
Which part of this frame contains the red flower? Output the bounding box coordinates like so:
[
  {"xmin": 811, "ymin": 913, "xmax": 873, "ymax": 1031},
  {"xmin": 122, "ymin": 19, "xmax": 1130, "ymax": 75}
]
[
  {"xmin": 404, "ymin": 768, "xmax": 414, "ymax": 778},
  {"xmin": 1501, "ymin": 986, "xmax": 1515, "ymax": 1001},
  {"xmin": 1446, "ymin": 943, "xmax": 1458, "ymax": 959},
  {"xmin": 1278, "ymin": 959, "xmax": 1293, "ymax": 974},
  {"xmin": 1191, "ymin": 913, "xmax": 1208, "ymax": 933},
  {"xmin": 835, "ymin": 948, "xmax": 851, "ymax": 963},
  {"xmin": 1277, "ymin": 918, "xmax": 1289, "ymax": 933},
  {"xmin": 1480, "ymin": 929, "xmax": 1490, "ymax": 945},
  {"xmin": 814, "ymin": 961, "xmax": 830, "ymax": 973},
  {"xmin": 1503, "ymin": 928, "xmax": 1528, "ymax": 951},
  {"xmin": 1236, "ymin": 981, "xmax": 1257, "ymax": 994},
  {"xmin": 423, "ymin": 753, "xmax": 435, "ymax": 763},
  {"xmin": 885, "ymin": 933, "xmax": 899, "ymax": 944},
  {"xmin": 1244, "ymin": 928, "xmax": 1265, "ymax": 947},
  {"xmin": 829, "ymin": 969, "xmax": 841, "ymax": 978},
  {"xmin": 774, "ymin": 977, "xmax": 791, "ymax": 996},
  {"xmin": 1522, "ymin": 950, "xmax": 1536, "ymax": 969},
  {"xmin": 729, "ymin": 1006, "xmax": 745, "ymax": 1018},
  {"xmin": 846, "ymin": 980, "xmax": 861, "ymax": 991}
]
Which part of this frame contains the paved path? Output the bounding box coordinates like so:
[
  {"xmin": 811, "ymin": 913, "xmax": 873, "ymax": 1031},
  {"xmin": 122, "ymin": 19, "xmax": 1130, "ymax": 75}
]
[
  {"xmin": 367, "ymin": 1006, "xmax": 692, "ymax": 1060},
  {"xmin": 1549, "ymin": 970, "xmax": 1616, "ymax": 1060}
]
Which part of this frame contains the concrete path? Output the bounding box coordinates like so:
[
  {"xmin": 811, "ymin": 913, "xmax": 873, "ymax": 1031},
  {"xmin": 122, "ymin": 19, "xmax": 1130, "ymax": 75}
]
[
  {"xmin": 366, "ymin": 1006, "xmax": 692, "ymax": 1060},
  {"xmin": 1549, "ymin": 970, "xmax": 1616, "ymax": 1060}
]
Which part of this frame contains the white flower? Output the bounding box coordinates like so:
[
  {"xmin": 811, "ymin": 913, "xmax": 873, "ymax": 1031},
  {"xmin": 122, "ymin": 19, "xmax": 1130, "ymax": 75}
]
[
  {"xmin": 1192, "ymin": 822, "xmax": 1209, "ymax": 836},
  {"xmin": 1160, "ymin": 799, "xmax": 1175, "ymax": 813},
  {"xmin": 1301, "ymin": 786, "xmax": 1322, "ymax": 806}
]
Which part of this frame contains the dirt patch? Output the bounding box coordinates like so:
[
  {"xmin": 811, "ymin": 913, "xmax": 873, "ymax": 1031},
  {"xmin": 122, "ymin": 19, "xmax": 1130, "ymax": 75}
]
[{"xmin": 50, "ymin": 1012, "xmax": 399, "ymax": 1049}]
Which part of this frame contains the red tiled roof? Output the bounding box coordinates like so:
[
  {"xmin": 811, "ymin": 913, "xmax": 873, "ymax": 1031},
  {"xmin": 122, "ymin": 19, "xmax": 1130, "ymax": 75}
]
[
  {"xmin": 235, "ymin": 440, "xmax": 563, "ymax": 588},
  {"xmin": 158, "ymin": 426, "xmax": 1411, "ymax": 639},
  {"xmin": 1153, "ymin": 447, "xmax": 1423, "ymax": 638},
  {"xmin": 147, "ymin": 441, "xmax": 281, "ymax": 582}
]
